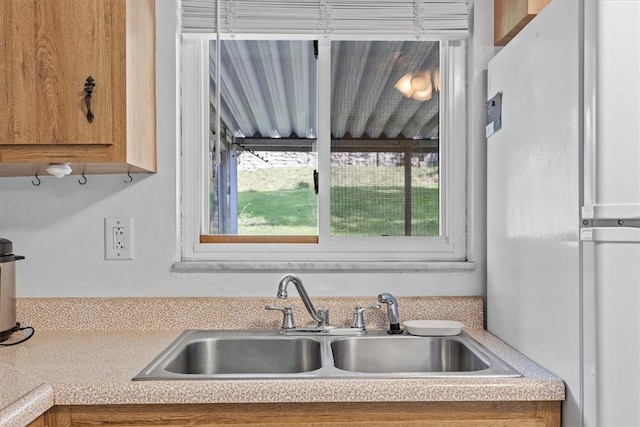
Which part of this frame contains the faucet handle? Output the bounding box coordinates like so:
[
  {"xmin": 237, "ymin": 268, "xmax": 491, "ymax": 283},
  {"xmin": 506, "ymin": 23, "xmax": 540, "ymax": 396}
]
[
  {"xmin": 351, "ymin": 304, "xmax": 381, "ymax": 329},
  {"xmin": 265, "ymin": 305, "xmax": 296, "ymax": 331},
  {"xmin": 317, "ymin": 307, "xmax": 330, "ymax": 327}
]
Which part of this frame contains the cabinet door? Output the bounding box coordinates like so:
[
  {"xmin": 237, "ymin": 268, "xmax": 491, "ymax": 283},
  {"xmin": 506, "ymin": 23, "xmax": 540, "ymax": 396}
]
[{"xmin": 0, "ymin": 0, "xmax": 113, "ymax": 145}]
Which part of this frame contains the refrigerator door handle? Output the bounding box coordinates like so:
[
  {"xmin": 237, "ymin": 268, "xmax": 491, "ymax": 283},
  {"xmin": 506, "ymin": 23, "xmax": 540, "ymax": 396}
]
[{"xmin": 581, "ymin": 204, "xmax": 640, "ymax": 241}]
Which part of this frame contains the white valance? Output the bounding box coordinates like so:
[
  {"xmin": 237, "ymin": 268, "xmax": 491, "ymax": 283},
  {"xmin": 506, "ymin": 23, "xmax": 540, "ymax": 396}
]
[{"xmin": 181, "ymin": 0, "xmax": 469, "ymax": 36}]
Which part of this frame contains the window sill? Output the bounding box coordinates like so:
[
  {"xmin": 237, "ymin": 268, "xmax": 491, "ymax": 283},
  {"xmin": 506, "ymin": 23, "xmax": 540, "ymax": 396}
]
[{"xmin": 172, "ymin": 260, "xmax": 476, "ymax": 273}]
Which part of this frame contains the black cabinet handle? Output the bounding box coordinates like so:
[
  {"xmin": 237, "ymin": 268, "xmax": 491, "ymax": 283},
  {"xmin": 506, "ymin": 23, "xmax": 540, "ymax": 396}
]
[{"xmin": 84, "ymin": 76, "xmax": 95, "ymax": 123}]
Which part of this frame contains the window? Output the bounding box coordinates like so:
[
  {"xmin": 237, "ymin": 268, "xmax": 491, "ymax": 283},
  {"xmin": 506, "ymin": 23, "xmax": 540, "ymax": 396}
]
[
  {"xmin": 329, "ymin": 40, "xmax": 440, "ymax": 238},
  {"xmin": 180, "ymin": 0, "xmax": 469, "ymax": 266},
  {"xmin": 209, "ymin": 39, "xmax": 318, "ymax": 239}
]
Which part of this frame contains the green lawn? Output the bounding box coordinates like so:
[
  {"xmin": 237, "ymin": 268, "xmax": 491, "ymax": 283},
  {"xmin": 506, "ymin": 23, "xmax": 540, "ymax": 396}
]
[
  {"xmin": 330, "ymin": 186, "xmax": 439, "ymax": 236},
  {"xmin": 238, "ymin": 188, "xmax": 318, "ymax": 235},
  {"xmin": 238, "ymin": 168, "xmax": 439, "ymax": 236}
]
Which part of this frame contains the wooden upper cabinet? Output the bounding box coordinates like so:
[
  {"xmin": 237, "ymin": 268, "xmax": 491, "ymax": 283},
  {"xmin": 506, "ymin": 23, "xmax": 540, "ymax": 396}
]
[
  {"xmin": 1, "ymin": 0, "xmax": 113, "ymax": 146},
  {"xmin": 494, "ymin": 0, "xmax": 552, "ymax": 46},
  {"xmin": 0, "ymin": 0, "xmax": 156, "ymax": 176}
]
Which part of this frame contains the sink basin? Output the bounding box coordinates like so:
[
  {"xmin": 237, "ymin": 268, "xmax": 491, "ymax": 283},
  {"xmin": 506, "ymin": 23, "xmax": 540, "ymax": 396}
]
[
  {"xmin": 133, "ymin": 329, "xmax": 520, "ymax": 380},
  {"xmin": 165, "ymin": 336, "xmax": 322, "ymax": 375},
  {"xmin": 135, "ymin": 331, "xmax": 322, "ymax": 379},
  {"xmin": 331, "ymin": 336, "xmax": 489, "ymax": 373}
]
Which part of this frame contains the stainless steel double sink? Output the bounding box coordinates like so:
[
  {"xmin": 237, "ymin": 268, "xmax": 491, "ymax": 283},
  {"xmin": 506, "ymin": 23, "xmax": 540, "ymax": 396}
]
[{"xmin": 133, "ymin": 329, "xmax": 520, "ymax": 380}]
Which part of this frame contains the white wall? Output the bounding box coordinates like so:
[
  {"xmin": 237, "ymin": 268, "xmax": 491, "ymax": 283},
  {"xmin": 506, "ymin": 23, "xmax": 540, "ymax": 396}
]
[{"xmin": 0, "ymin": 0, "xmax": 493, "ymax": 298}]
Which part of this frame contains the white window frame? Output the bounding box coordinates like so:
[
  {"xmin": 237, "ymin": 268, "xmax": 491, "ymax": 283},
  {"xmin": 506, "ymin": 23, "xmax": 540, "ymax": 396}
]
[{"xmin": 179, "ymin": 34, "xmax": 468, "ymax": 269}]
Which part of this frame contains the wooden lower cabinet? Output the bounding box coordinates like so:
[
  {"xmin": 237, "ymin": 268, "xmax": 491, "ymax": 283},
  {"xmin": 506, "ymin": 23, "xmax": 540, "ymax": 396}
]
[{"xmin": 28, "ymin": 401, "xmax": 560, "ymax": 426}]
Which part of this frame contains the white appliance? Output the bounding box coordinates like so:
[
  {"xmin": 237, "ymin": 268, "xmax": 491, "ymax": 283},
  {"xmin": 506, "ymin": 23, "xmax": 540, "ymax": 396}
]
[{"xmin": 486, "ymin": 1, "xmax": 640, "ymax": 426}]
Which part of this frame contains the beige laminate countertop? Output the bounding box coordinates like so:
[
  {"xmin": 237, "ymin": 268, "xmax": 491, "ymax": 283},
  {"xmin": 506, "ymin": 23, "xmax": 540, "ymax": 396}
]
[
  {"xmin": 0, "ymin": 297, "xmax": 565, "ymax": 427},
  {"xmin": 0, "ymin": 362, "xmax": 53, "ymax": 427}
]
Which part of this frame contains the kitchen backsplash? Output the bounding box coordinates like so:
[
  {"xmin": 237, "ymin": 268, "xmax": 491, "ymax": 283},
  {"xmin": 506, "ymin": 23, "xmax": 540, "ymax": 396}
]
[{"xmin": 16, "ymin": 296, "xmax": 483, "ymax": 331}]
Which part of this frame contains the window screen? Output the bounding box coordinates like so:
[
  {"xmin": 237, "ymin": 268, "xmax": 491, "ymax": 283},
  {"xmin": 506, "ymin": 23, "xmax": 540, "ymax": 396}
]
[{"xmin": 330, "ymin": 40, "xmax": 440, "ymax": 237}]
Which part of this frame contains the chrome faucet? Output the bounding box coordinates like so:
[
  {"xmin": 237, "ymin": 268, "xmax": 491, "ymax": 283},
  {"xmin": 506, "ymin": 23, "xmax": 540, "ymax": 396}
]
[
  {"xmin": 277, "ymin": 274, "xmax": 329, "ymax": 327},
  {"xmin": 378, "ymin": 292, "xmax": 403, "ymax": 334}
]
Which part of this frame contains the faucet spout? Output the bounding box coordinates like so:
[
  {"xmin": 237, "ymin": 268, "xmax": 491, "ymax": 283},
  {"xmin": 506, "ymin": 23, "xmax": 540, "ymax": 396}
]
[
  {"xmin": 278, "ymin": 274, "xmax": 327, "ymax": 326},
  {"xmin": 378, "ymin": 292, "xmax": 402, "ymax": 334}
]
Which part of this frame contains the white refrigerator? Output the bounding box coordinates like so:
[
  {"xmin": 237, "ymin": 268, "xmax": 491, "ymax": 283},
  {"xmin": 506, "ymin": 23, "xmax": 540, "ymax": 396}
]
[{"xmin": 486, "ymin": 1, "xmax": 640, "ymax": 426}]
